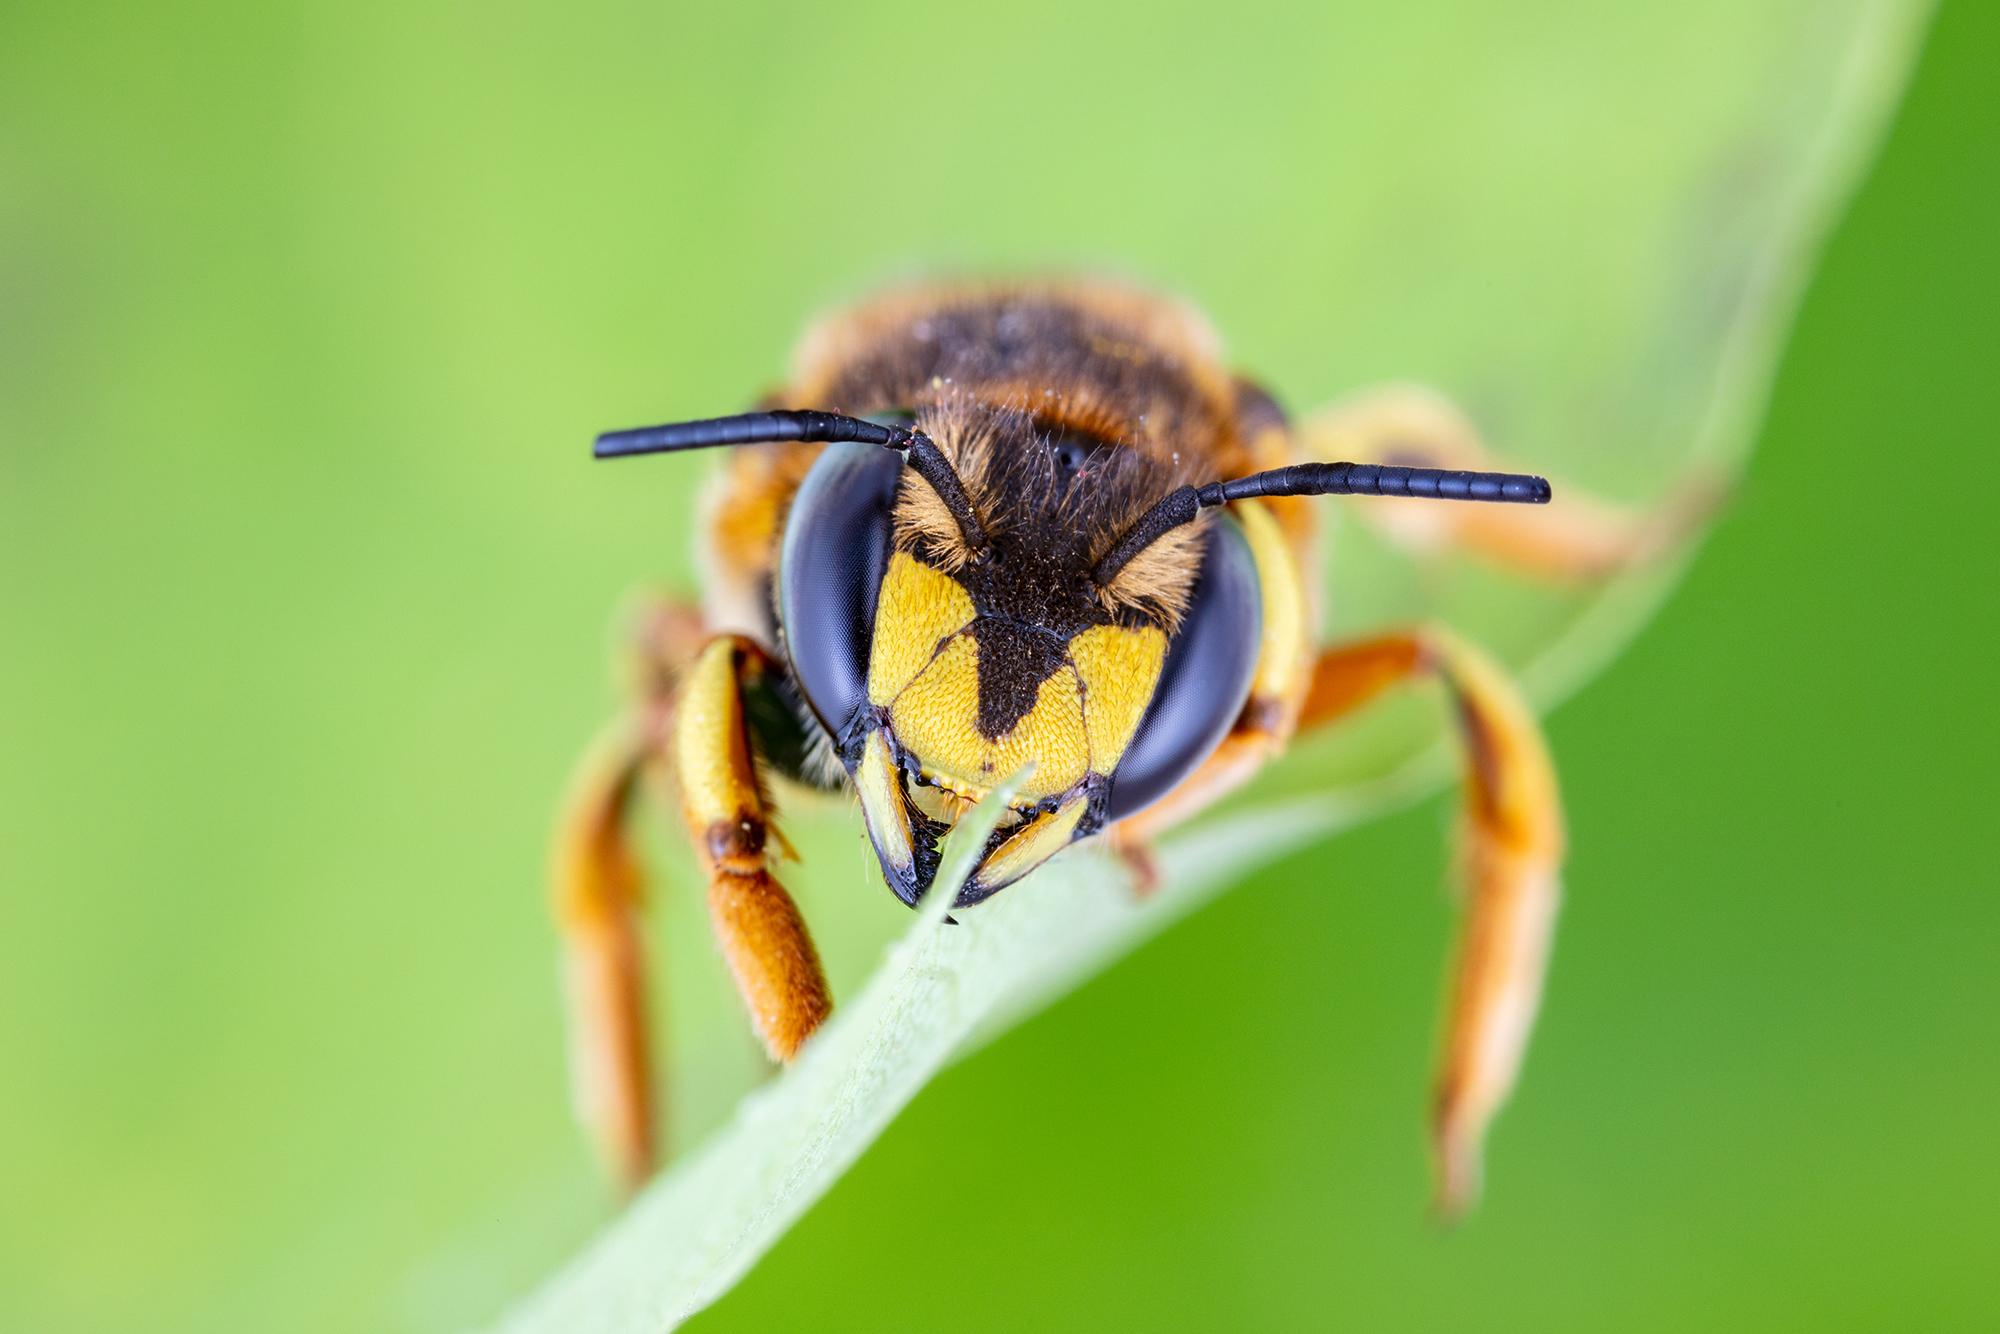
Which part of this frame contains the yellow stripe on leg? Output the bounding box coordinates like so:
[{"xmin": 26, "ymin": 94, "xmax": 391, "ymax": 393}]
[
  {"xmin": 672, "ymin": 639, "xmax": 766, "ymax": 845},
  {"xmin": 671, "ymin": 636, "xmax": 832, "ymax": 1065}
]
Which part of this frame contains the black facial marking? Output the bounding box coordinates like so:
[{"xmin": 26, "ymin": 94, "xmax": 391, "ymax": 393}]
[
  {"xmin": 912, "ymin": 418, "xmax": 1175, "ymax": 640},
  {"xmin": 965, "ymin": 618, "xmax": 1070, "ymax": 739}
]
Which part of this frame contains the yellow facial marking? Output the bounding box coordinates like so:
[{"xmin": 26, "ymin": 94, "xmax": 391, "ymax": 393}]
[
  {"xmin": 867, "ymin": 552, "xmax": 976, "ymax": 706},
  {"xmin": 854, "ymin": 729, "xmax": 913, "ymax": 872},
  {"xmin": 984, "ymin": 665, "xmax": 1088, "ymax": 797},
  {"xmin": 887, "ymin": 637, "xmax": 1089, "ymax": 803},
  {"xmin": 1068, "ymin": 624, "xmax": 1167, "ymax": 772},
  {"xmin": 867, "ymin": 551, "xmax": 1176, "ymax": 835},
  {"xmin": 974, "ymin": 794, "xmax": 1088, "ymax": 891},
  {"xmin": 885, "ymin": 635, "xmax": 983, "ymax": 774}
]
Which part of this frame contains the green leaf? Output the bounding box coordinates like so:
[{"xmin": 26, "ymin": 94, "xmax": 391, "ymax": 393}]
[{"xmin": 494, "ymin": 4, "xmax": 1932, "ymax": 1329}]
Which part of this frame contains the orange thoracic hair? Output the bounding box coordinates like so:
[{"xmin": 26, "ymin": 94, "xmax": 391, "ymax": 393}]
[{"xmin": 790, "ymin": 281, "xmax": 1259, "ymax": 632}]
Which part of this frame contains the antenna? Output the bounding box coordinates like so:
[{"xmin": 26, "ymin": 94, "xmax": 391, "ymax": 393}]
[
  {"xmin": 594, "ymin": 410, "xmax": 988, "ymax": 555},
  {"xmin": 1095, "ymin": 460, "xmax": 1552, "ymax": 587}
]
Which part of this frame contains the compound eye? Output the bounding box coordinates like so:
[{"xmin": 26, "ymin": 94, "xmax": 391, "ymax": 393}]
[
  {"xmin": 778, "ymin": 441, "xmax": 903, "ymax": 743},
  {"xmin": 1105, "ymin": 518, "xmax": 1262, "ymax": 822}
]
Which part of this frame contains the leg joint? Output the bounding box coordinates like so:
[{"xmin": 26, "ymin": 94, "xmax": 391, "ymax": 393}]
[{"xmin": 704, "ymin": 812, "xmax": 769, "ymax": 871}]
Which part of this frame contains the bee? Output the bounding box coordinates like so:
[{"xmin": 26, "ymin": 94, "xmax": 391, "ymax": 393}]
[{"xmin": 555, "ymin": 281, "xmax": 1660, "ymax": 1213}]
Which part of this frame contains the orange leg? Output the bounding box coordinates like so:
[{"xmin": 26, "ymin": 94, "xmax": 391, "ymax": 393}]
[
  {"xmin": 551, "ymin": 596, "xmax": 701, "ymax": 1188},
  {"xmin": 552, "ymin": 601, "xmax": 831, "ymax": 1193},
  {"xmin": 1301, "ymin": 627, "xmax": 1564, "ymax": 1217},
  {"xmin": 671, "ymin": 636, "xmax": 830, "ymax": 1066},
  {"xmin": 553, "ymin": 714, "xmax": 661, "ymax": 1191},
  {"xmin": 1302, "ymin": 384, "xmax": 1718, "ymax": 580}
]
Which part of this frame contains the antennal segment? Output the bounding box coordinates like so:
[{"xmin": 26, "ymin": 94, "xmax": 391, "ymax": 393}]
[
  {"xmin": 593, "ymin": 410, "xmax": 907, "ymax": 458},
  {"xmin": 1095, "ymin": 460, "xmax": 1551, "ymax": 588},
  {"xmin": 593, "ymin": 409, "xmax": 989, "ymax": 555}
]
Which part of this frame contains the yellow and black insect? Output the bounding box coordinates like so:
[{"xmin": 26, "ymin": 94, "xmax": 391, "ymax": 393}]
[{"xmin": 555, "ymin": 281, "xmax": 1661, "ymax": 1212}]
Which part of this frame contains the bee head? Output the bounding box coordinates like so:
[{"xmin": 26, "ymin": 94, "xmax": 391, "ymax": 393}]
[
  {"xmin": 595, "ymin": 404, "xmax": 1548, "ymax": 909},
  {"xmin": 779, "ymin": 401, "xmax": 1262, "ymax": 907}
]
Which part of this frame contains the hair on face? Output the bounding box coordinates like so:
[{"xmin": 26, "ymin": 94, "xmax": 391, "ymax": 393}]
[{"xmin": 891, "ymin": 393, "xmax": 1206, "ymax": 631}]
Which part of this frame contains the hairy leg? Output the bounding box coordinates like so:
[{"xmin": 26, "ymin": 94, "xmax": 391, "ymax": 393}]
[
  {"xmin": 548, "ymin": 597, "xmax": 700, "ymax": 1189},
  {"xmin": 1302, "ymin": 384, "xmax": 1717, "ymax": 580},
  {"xmin": 670, "ymin": 636, "xmax": 831, "ymax": 1065},
  {"xmin": 1301, "ymin": 627, "xmax": 1564, "ymax": 1216}
]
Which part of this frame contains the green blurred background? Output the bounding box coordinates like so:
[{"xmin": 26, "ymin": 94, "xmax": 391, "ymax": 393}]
[{"xmin": 3, "ymin": 1, "xmax": 1994, "ymax": 1330}]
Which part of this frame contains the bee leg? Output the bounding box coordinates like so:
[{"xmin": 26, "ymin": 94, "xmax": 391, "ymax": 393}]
[
  {"xmin": 672, "ymin": 637, "xmax": 832, "ymax": 1067},
  {"xmin": 1301, "ymin": 384, "xmax": 1720, "ymax": 581},
  {"xmin": 553, "ymin": 717, "xmax": 662, "ymax": 1190},
  {"xmin": 1298, "ymin": 627, "xmax": 1564, "ymax": 1217},
  {"xmin": 1109, "ymin": 836, "xmax": 1163, "ymax": 898},
  {"xmin": 550, "ymin": 595, "xmax": 703, "ymax": 1190}
]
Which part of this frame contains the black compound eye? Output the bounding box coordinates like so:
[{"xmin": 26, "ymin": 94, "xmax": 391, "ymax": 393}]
[
  {"xmin": 778, "ymin": 441, "xmax": 903, "ymax": 744},
  {"xmin": 1105, "ymin": 518, "xmax": 1262, "ymax": 822}
]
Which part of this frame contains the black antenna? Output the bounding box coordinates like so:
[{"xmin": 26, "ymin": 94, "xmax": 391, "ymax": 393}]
[
  {"xmin": 594, "ymin": 410, "xmax": 988, "ymax": 555},
  {"xmin": 1095, "ymin": 460, "xmax": 1552, "ymax": 587}
]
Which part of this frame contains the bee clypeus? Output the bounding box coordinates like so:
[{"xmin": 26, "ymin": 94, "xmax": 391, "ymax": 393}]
[{"xmin": 555, "ymin": 282, "xmax": 1661, "ymax": 1212}]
